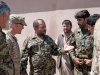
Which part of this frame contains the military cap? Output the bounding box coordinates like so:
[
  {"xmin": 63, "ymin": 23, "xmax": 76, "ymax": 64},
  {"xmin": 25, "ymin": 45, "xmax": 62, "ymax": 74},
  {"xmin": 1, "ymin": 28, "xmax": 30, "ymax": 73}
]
[{"xmin": 10, "ymin": 15, "xmax": 27, "ymax": 26}]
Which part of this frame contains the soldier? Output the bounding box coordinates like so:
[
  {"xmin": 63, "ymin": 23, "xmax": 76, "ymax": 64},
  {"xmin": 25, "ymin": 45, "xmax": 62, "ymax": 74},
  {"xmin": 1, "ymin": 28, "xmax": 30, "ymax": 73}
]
[
  {"xmin": 0, "ymin": 1, "xmax": 14, "ymax": 75},
  {"xmin": 86, "ymin": 14, "xmax": 100, "ymax": 75},
  {"xmin": 70, "ymin": 10, "xmax": 94, "ymax": 75},
  {"xmin": 87, "ymin": 14, "xmax": 100, "ymax": 34},
  {"xmin": 55, "ymin": 20, "xmax": 74, "ymax": 75},
  {"xmin": 6, "ymin": 15, "xmax": 27, "ymax": 75},
  {"xmin": 21, "ymin": 19, "xmax": 74, "ymax": 75}
]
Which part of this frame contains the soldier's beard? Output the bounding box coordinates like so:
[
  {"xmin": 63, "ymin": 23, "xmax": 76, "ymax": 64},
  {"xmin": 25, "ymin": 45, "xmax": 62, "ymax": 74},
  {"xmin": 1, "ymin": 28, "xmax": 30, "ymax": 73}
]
[
  {"xmin": 64, "ymin": 30, "xmax": 70, "ymax": 33},
  {"xmin": 2, "ymin": 21, "xmax": 10, "ymax": 33}
]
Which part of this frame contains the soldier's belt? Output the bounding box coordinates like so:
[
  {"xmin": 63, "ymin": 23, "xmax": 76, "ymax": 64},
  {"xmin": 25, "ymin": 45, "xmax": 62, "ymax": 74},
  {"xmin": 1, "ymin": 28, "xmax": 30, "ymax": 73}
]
[
  {"xmin": 76, "ymin": 55, "xmax": 89, "ymax": 59},
  {"xmin": 75, "ymin": 64, "xmax": 91, "ymax": 72}
]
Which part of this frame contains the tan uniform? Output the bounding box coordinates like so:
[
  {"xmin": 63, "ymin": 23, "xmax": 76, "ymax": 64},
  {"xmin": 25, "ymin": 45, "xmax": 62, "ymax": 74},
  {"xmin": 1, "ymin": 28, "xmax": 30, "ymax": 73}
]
[
  {"xmin": 6, "ymin": 31, "xmax": 20, "ymax": 75},
  {"xmin": 91, "ymin": 18, "xmax": 100, "ymax": 75}
]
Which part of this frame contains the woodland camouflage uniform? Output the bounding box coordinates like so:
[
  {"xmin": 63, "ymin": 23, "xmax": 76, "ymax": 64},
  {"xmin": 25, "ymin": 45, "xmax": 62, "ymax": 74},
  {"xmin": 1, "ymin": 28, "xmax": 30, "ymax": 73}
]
[
  {"xmin": 21, "ymin": 34, "xmax": 66, "ymax": 75},
  {"xmin": 0, "ymin": 27, "xmax": 14, "ymax": 75},
  {"xmin": 70, "ymin": 28, "xmax": 94, "ymax": 75}
]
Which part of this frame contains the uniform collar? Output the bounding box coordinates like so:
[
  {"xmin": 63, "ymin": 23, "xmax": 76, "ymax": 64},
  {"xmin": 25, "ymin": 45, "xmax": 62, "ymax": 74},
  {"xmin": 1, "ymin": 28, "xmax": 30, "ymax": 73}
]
[
  {"xmin": 32, "ymin": 33, "xmax": 46, "ymax": 41},
  {"xmin": 7, "ymin": 31, "xmax": 17, "ymax": 41},
  {"xmin": 61, "ymin": 31, "xmax": 73, "ymax": 38}
]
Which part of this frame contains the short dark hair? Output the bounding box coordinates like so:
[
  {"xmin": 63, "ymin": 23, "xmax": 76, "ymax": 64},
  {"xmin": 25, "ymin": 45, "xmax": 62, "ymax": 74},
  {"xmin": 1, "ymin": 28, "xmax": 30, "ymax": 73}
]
[
  {"xmin": 62, "ymin": 20, "xmax": 72, "ymax": 26},
  {"xmin": 87, "ymin": 14, "xmax": 100, "ymax": 26},
  {"xmin": 75, "ymin": 10, "xmax": 90, "ymax": 19},
  {"xmin": 33, "ymin": 19, "xmax": 45, "ymax": 28}
]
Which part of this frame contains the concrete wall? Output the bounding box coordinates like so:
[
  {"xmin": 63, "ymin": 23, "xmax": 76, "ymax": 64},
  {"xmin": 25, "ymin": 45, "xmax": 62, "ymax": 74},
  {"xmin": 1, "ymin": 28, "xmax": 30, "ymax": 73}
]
[
  {"xmin": 3, "ymin": 0, "xmax": 100, "ymax": 75},
  {"xmin": 3, "ymin": 0, "xmax": 100, "ymax": 48}
]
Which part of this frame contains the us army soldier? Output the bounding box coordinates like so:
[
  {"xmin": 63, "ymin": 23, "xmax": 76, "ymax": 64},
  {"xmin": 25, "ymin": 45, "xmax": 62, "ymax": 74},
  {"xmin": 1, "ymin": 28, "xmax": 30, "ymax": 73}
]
[{"xmin": 6, "ymin": 15, "xmax": 27, "ymax": 75}]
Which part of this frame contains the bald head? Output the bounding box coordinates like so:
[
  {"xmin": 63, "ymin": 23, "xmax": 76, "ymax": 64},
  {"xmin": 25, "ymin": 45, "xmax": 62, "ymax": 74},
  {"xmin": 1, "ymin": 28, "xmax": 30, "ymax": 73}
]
[{"xmin": 33, "ymin": 19, "xmax": 45, "ymax": 28}]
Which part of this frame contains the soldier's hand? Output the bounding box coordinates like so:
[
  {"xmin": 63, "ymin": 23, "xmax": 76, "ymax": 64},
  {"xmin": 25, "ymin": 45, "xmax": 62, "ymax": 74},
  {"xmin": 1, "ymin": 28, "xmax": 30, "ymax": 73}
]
[
  {"xmin": 84, "ymin": 59, "xmax": 92, "ymax": 66},
  {"xmin": 64, "ymin": 44, "xmax": 74, "ymax": 52},
  {"xmin": 74, "ymin": 58, "xmax": 82, "ymax": 65}
]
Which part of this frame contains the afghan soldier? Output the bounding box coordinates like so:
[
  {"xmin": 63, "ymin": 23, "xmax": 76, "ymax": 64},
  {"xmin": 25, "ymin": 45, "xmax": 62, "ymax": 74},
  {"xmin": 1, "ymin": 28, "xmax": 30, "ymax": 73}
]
[
  {"xmin": 21, "ymin": 19, "xmax": 74, "ymax": 75},
  {"xmin": 55, "ymin": 20, "xmax": 74, "ymax": 75},
  {"xmin": 87, "ymin": 14, "xmax": 100, "ymax": 75},
  {"xmin": 0, "ymin": 1, "xmax": 14, "ymax": 75},
  {"xmin": 6, "ymin": 15, "xmax": 27, "ymax": 75},
  {"xmin": 70, "ymin": 10, "xmax": 94, "ymax": 75}
]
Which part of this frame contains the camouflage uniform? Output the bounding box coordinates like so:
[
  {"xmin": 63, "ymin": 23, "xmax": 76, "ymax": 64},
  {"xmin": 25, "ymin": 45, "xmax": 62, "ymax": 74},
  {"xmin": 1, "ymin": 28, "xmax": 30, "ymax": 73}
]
[
  {"xmin": 0, "ymin": 27, "xmax": 14, "ymax": 75},
  {"xmin": 91, "ymin": 18, "xmax": 100, "ymax": 75},
  {"xmin": 70, "ymin": 28, "xmax": 94, "ymax": 75},
  {"xmin": 21, "ymin": 34, "xmax": 66, "ymax": 75},
  {"xmin": 6, "ymin": 31, "xmax": 20, "ymax": 75}
]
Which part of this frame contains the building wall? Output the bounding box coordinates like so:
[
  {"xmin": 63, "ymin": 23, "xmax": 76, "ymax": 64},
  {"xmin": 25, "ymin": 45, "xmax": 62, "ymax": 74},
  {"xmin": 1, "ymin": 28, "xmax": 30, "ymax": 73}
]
[{"xmin": 3, "ymin": 0, "xmax": 100, "ymax": 47}]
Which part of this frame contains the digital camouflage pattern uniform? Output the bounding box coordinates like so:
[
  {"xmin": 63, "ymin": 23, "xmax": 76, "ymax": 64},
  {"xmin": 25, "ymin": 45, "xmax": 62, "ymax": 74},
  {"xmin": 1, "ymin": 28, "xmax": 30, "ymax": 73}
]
[
  {"xmin": 6, "ymin": 31, "xmax": 20, "ymax": 75},
  {"xmin": 21, "ymin": 34, "xmax": 66, "ymax": 75},
  {"xmin": 0, "ymin": 27, "xmax": 14, "ymax": 75},
  {"xmin": 70, "ymin": 28, "xmax": 94, "ymax": 75},
  {"xmin": 5, "ymin": 15, "xmax": 27, "ymax": 75},
  {"xmin": 91, "ymin": 18, "xmax": 100, "ymax": 75}
]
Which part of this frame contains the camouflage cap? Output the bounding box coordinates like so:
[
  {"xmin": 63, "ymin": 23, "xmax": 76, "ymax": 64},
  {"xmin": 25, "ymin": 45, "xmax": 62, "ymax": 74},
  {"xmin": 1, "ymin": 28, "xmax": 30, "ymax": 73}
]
[{"xmin": 10, "ymin": 16, "xmax": 27, "ymax": 26}]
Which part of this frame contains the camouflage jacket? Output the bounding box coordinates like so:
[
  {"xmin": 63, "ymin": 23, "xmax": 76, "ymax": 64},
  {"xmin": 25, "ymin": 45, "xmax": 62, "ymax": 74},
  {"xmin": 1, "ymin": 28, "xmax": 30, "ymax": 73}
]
[
  {"xmin": 0, "ymin": 27, "xmax": 14, "ymax": 75},
  {"xmin": 6, "ymin": 31, "xmax": 20, "ymax": 75},
  {"xmin": 21, "ymin": 34, "xmax": 66, "ymax": 75},
  {"xmin": 70, "ymin": 28, "xmax": 94, "ymax": 60},
  {"xmin": 70, "ymin": 28, "xmax": 94, "ymax": 74},
  {"xmin": 91, "ymin": 19, "xmax": 100, "ymax": 75}
]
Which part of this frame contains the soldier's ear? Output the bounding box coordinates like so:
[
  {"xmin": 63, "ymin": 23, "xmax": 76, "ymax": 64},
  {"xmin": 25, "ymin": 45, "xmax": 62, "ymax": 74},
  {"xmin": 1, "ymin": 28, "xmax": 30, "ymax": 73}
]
[
  {"xmin": 71, "ymin": 25, "xmax": 72, "ymax": 29},
  {"xmin": 2, "ymin": 12, "xmax": 7, "ymax": 21},
  {"xmin": 34, "ymin": 27, "xmax": 38, "ymax": 31},
  {"xmin": 2, "ymin": 12, "xmax": 6, "ymax": 17},
  {"xmin": 15, "ymin": 24, "xmax": 19, "ymax": 27},
  {"xmin": 85, "ymin": 18, "xmax": 88, "ymax": 23}
]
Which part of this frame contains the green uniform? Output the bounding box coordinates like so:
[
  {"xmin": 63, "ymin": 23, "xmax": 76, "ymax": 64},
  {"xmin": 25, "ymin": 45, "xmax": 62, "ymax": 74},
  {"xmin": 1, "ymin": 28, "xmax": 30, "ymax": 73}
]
[
  {"xmin": 0, "ymin": 27, "xmax": 14, "ymax": 75},
  {"xmin": 21, "ymin": 34, "xmax": 66, "ymax": 75},
  {"xmin": 70, "ymin": 28, "xmax": 94, "ymax": 75}
]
